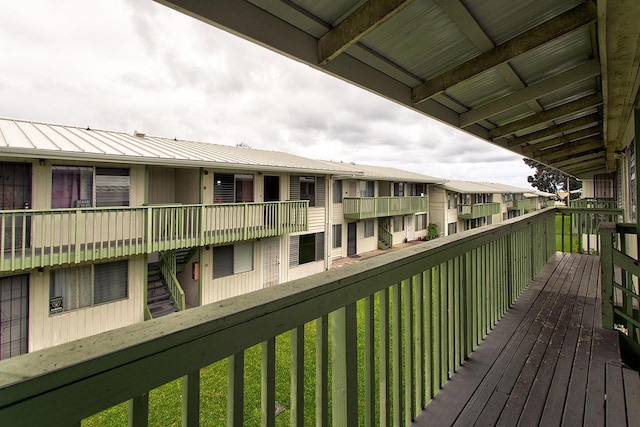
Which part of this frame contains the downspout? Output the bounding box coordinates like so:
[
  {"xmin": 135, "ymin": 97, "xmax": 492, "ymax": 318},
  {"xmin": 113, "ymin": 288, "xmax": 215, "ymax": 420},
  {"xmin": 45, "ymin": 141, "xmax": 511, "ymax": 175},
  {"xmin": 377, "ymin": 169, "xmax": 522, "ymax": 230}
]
[{"xmin": 326, "ymin": 175, "xmax": 332, "ymax": 271}]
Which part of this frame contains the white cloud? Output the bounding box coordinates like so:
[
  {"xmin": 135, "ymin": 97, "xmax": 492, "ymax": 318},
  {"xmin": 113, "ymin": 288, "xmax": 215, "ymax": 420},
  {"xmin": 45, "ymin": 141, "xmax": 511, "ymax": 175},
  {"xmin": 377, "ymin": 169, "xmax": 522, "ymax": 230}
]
[{"xmin": 0, "ymin": 0, "xmax": 535, "ymax": 189}]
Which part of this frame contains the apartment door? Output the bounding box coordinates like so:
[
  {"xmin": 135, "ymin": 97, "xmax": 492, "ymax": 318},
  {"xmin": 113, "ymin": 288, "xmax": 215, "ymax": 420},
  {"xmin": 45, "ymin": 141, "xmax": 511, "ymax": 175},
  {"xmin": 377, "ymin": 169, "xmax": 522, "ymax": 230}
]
[
  {"xmin": 262, "ymin": 238, "xmax": 280, "ymax": 288},
  {"xmin": 264, "ymin": 176, "xmax": 280, "ymax": 202},
  {"xmin": 0, "ymin": 274, "xmax": 29, "ymax": 360},
  {"xmin": 347, "ymin": 222, "xmax": 357, "ymax": 256},
  {"xmin": 0, "ymin": 163, "xmax": 31, "ymax": 249},
  {"xmin": 406, "ymin": 215, "xmax": 415, "ymax": 241}
]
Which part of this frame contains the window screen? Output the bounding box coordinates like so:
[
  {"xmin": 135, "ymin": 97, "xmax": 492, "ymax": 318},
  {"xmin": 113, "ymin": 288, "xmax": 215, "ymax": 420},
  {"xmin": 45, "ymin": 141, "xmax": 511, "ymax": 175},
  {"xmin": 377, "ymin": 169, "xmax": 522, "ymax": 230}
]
[{"xmin": 96, "ymin": 168, "xmax": 130, "ymax": 207}]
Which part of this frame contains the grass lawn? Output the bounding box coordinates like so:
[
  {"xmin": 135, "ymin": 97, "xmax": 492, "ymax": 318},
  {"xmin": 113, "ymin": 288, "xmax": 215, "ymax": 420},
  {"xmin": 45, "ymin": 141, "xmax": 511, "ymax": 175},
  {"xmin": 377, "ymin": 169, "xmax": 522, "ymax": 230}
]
[
  {"xmin": 83, "ymin": 292, "xmax": 401, "ymax": 426},
  {"xmin": 555, "ymin": 213, "xmax": 579, "ymax": 252}
]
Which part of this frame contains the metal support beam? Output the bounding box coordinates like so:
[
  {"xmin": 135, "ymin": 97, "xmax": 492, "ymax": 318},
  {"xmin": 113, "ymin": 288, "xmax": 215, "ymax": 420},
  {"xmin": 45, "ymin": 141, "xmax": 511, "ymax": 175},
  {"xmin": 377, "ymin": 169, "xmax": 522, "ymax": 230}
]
[
  {"xmin": 490, "ymin": 94, "xmax": 602, "ymax": 139},
  {"xmin": 461, "ymin": 59, "xmax": 601, "ymax": 127},
  {"xmin": 318, "ymin": 0, "xmax": 414, "ymax": 64},
  {"xmin": 413, "ymin": 1, "xmax": 596, "ymax": 104},
  {"xmin": 508, "ymin": 113, "xmax": 600, "ymax": 147},
  {"xmin": 537, "ymin": 140, "xmax": 604, "ymax": 163},
  {"xmin": 522, "ymin": 129, "xmax": 601, "ymax": 155},
  {"xmin": 550, "ymin": 152, "xmax": 606, "ymax": 168}
]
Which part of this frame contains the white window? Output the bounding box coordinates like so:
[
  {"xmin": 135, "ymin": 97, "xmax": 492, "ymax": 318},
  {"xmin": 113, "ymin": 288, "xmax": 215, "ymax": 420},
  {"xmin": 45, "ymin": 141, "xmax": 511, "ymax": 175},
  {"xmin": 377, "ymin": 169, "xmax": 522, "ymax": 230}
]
[
  {"xmin": 214, "ymin": 173, "xmax": 254, "ymax": 203},
  {"xmin": 364, "ymin": 220, "xmax": 375, "ymax": 238},
  {"xmin": 332, "ymin": 181, "xmax": 343, "ymax": 203},
  {"xmin": 289, "ymin": 232, "xmax": 324, "ymax": 267},
  {"xmin": 51, "ymin": 166, "xmax": 130, "ymax": 208},
  {"xmin": 393, "ymin": 216, "xmax": 404, "ymax": 232},
  {"xmin": 447, "ymin": 222, "xmax": 457, "ymax": 235},
  {"xmin": 332, "ymin": 224, "xmax": 342, "ymax": 248},
  {"xmin": 212, "ymin": 242, "xmax": 254, "ymax": 279},
  {"xmin": 416, "ymin": 214, "xmax": 427, "ymax": 230},
  {"xmin": 49, "ymin": 261, "xmax": 128, "ymax": 313},
  {"xmin": 290, "ymin": 176, "xmax": 325, "ymax": 207}
]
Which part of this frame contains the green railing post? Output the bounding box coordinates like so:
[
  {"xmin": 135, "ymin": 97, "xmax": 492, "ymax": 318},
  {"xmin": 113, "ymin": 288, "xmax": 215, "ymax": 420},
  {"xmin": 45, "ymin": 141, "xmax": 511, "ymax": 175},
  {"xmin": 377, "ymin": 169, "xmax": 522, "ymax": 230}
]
[
  {"xmin": 600, "ymin": 222, "xmax": 615, "ymax": 329},
  {"xmin": 331, "ymin": 303, "xmax": 358, "ymax": 427},
  {"xmin": 128, "ymin": 393, "xmax": 149, "ymax": 427},
  {"xmin": 182, "ymin": 371, "xmax": 200, "ymax": 427}
]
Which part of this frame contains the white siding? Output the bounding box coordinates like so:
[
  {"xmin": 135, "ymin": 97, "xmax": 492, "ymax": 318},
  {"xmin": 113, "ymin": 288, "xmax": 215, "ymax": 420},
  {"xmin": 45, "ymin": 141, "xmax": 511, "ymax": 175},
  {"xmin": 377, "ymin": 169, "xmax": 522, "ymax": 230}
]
[
  {"xmin": 287, "ymin": 260, "xmax": 324, "ymax": 281},
  {"xmin": 177, "ymin": 250, "xmax": 200, "ymax": 307},
  {"xmin": 201, "ymin": 243, "xmax": 262, "ymax": 304},
  {"xmin": 28, "ymin": 255, "xmax": 145, "ymax": 352},
  {"xmin": 308, "ymin": 207, "xmax": 326, "ymax": 232}
]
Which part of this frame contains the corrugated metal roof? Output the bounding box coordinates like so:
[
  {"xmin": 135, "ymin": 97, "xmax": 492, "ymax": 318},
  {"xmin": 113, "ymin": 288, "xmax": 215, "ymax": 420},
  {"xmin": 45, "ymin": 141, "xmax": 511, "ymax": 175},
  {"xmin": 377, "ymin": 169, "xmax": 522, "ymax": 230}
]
[
  {"xmin": 442, "ymin": 180, "xmax": 532, "ymax": 194},
  {"xmin": 0, "ymin": 118, "xmax": 354, "ymax": 174},
  {"xmin": 510, "ymin": 27, "xmax": 594, "ymax": 85},
  {"xmin": 462, "ymin": 0, "xmax": 584, "ymax": 45},
  {"xmin": 322, "ymin": 161, "xmax": 444, "ymax": 184},
  {"xmin": 362, "ymin": 0, "xmax": 479, "ymax": 80},
  {"xmin": 446, "ymin": 67, "xmax": 513, "ymax": 109}
]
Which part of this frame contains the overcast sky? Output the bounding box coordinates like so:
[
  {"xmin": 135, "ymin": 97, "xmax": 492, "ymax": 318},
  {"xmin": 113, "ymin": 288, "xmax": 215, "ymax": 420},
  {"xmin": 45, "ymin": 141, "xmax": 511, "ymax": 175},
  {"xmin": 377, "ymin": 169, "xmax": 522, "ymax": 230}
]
[{"xmin": 0, "ymin": 0, "xmax": 536, "ymax": 188}]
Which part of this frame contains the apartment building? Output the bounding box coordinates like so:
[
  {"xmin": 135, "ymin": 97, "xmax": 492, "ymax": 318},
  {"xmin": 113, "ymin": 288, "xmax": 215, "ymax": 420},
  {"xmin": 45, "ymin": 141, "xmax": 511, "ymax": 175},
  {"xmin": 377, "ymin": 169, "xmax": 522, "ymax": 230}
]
[
  {"xmin": 326, "ymin": 162, "xmax": 443, "ymax": 260},
  {"xmin": 0, "ymin": 117, "xmax": 354, "ymax": 359}
]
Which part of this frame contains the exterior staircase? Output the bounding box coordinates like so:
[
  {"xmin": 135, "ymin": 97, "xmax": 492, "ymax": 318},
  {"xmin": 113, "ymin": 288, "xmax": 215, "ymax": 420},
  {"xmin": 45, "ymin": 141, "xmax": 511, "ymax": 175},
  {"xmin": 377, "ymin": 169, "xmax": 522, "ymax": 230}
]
[
  {"xmin": 378, "ymin": 217, "xmax": 393, "ymax": 250},
  {"xmin": 147, "ymin": 264, "xmax": 178, "ymax": 318}
]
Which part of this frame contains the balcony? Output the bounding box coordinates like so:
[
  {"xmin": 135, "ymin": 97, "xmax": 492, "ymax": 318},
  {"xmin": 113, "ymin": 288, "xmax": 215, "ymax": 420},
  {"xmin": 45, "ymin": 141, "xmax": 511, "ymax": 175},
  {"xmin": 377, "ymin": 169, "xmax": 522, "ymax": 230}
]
[
  {"xmin": 343, "ymin": 196, "xmax": 428, "ymax": 220},
  {"xmin": 0, "ymin": 200, "xmax": 308, "ymax": 272},
  {"xmin": 0, "ymin": 208, "xmax": 636, "ymax": 426},
  {"xmin": 457, "ymin": 202, "xmax": 500, "ymax": 219},
  {"xmin": 507, "ymin": 198, "xmax": 537, "ymax": 212}
]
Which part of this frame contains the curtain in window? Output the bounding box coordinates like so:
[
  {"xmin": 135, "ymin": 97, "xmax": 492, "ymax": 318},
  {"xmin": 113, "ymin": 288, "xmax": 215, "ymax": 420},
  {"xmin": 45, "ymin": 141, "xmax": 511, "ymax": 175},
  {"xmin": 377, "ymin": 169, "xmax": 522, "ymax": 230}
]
[
  {"xmin": 51, "ymin": 265, "xmax": 92, "ymax": 311},
  {"xmin": 51, "ymin": 167, "xmax": 92, "ymax": 209},
  {"xmin": 235, "ymin": 175, "xmax": 254, "ymax": 202}
]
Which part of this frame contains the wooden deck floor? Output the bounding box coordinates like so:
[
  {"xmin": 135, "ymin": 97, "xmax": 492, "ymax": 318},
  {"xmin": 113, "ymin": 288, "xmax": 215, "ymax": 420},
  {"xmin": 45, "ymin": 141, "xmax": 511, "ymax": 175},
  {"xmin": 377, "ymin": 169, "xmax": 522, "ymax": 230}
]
[{"xmin": 413, "ymin": 252, "xmax": 640, "ymax": 427}]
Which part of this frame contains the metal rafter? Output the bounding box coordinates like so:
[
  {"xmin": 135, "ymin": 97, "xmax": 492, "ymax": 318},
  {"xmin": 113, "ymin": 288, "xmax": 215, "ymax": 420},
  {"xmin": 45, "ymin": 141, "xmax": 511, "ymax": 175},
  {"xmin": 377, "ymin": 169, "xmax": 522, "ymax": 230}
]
[
  {"xmin": 413, "ymin": 1, "xmax": 597, "ymax": 104},
  {"xmin": 538, "ymin": 142, "xmax": 605, "ymax": 164},
  {"xmin": 508, "ymin": 113, "xmax": 600, "ymax": 148},
  {"xmin": 318, "ymin": 0, "xmax": 415, "ymax": 65},
  {"xmin": 522, "ymin": 129, "xmax": 601, "ymax": 155},
  {"xmin": 528, "ymin": 135, "xmax": 602, "ymax": 158},
  {"xmin": 550, "ymin": 151, "xmax": 605, "ymax": 168},
  {"xmin": 490, "ymin": 94, "xmax": 602, "ymax": 139},
  {"xmin": 463, "ymin": 59, "xmax": 601, "ymax": 128}
]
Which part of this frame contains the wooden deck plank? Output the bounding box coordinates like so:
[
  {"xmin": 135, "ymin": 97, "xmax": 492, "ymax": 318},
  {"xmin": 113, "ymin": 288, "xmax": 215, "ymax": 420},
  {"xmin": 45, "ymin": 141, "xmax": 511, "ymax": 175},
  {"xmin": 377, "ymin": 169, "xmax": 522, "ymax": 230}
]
[
  {"xmin": 496, "ymin": 255, "xmax": 587, "ymax": 426},
  {"xmin": 606, "ymin": 363, "xmax": 627, "ymax": 427},
  {"xmin": 412, "ymin": 254, "xmax": 567, "ymax": 426},
  {"xmin": 413, "ymin": 253, "xmax": 640, "ymax": 427},
  {"xmin": 560, "ymin": 256, "xmax": 600, "ymax": 426},
  {"xmin": 623, "ymin": 368, "xmax": 640, "ymax": 424},
  {"xmin": 452, "ymin": 255, "xmax": 575, "ymax": 426},
  {"xmin": 536, "ymin": 260, "xmax": 595, "ymax": 425}
]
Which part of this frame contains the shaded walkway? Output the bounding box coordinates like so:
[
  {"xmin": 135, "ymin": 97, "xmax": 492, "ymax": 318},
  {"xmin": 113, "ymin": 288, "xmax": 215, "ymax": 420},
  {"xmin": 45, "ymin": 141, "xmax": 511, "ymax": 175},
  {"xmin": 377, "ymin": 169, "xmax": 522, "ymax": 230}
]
[{"xmin": 413, "ymin": 252, "xmax": 640, "ymax": 426}]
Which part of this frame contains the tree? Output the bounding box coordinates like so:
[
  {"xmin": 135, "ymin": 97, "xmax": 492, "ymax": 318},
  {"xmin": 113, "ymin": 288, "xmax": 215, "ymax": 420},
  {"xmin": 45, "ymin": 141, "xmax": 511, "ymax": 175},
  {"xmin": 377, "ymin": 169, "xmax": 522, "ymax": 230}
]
[{"xmin": 523, "ymin": 158, "xmax": 581, "ymax": 195}]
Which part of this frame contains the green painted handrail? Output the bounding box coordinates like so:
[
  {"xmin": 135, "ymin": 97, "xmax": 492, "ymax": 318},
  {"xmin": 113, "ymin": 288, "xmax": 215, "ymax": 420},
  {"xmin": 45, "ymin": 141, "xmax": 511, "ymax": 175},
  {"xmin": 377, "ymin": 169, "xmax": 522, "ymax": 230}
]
[
  {"xmin": 343, "ymin": 196, "xmax": 428, "ymax": 220},
  {"xmin": 0, "ymin": 209, "xmax": 556, "ymax": 426},
  {"xmin": 159, "ymin": 250, "xmax": 186, "ymax": 312},
  {"xmin": 0, "ymin": 200, "xmax": 308, "ymax": 272},
  {"xmin": 457, "ymin": 202, "xmax": 500, "ymax": 219}
]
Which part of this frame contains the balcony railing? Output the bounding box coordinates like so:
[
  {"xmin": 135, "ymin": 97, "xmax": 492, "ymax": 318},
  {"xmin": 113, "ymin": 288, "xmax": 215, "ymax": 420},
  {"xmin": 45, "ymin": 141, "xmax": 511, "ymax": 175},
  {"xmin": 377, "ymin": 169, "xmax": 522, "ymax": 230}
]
[
  {"xmin": 0, "ymin": 209, "xmax": 556, "ymax": 426},
  {"xmin": 343, "ymin": 196, "xmax": 428, "ymax": 220},
  {"xmin": 457, "ymin": 202, "xmax": 500, "ymax": 219},
  {"xmin": 555, "ymin": 207, "xmax": 624, "ymax": 254},
  {"xmin": 572, "ymin": 198, "xmax": 619, "ymax": 209},
  {"xmin": 507, "ymin": 198, "xmax": 537, "ymax": 212},
  {"xmin": 600, "ymin": 222, "xmax": 640, "ymax": 351},
  {"xmin": 0, "ymin": 201, "xmax": 308, "ymax": 272}
]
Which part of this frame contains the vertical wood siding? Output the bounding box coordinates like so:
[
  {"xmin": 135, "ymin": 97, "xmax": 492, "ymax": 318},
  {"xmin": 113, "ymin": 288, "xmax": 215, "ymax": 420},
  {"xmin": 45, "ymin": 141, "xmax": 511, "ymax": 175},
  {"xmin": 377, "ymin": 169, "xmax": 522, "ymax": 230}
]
[{"xmin": 28, "ymin": 255, "xmax": 145, "ymax": 352}]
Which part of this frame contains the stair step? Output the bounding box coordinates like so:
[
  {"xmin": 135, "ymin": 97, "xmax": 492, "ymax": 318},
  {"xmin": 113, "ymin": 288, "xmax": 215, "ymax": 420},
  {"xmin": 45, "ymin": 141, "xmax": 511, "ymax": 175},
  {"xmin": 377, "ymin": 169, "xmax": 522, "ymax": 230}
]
[
  {"xmin": 152, "ymin": 306, "xmax": 179, "ymax": 318},
  {"xmin": 148, "ymin": 280, "xmax": 165, "ymax": 289},
  {"xmin": 148, "ymin": 292, "xmax": 170, "ymax": 303},
  {"xmin": 148, "ymin": 299, "xmax": 175, "ymax": 310}
]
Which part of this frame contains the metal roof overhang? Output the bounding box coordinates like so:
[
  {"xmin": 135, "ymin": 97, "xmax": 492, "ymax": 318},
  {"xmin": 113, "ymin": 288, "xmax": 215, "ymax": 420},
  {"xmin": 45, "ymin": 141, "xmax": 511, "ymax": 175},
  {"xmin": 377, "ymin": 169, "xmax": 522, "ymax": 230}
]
[{"xmin": 154, "ymin": 0, "xmax": 640, "ymax": 179}]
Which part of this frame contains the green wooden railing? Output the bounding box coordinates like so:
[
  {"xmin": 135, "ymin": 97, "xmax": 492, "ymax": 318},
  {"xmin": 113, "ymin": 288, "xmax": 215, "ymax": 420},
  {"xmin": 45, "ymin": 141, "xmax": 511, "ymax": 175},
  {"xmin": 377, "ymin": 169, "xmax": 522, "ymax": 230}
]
[
  {"xmin": 572, "ymin": 199, "xmax": 619, "ymax": 209},
  {"xmin": 0, "ymin": 201, "xmax": 308, "ymax": 272},
  {"xmin": 510, "ymin": 198, "xmax": 537, "ymax": 212},
  {"xmin": 343, "ymin": 196, "xmax": 428, "ymax": 220},
  {"xmin": 555, "ymin": 207, "xmax": 624, "ymax": 254},
  {"xmin": 600, "ymin": 222, "xmax": 640, "ymax": 353},
  {"xmin": 159, "ymin": 250, "xmax": 186, "ymax": 312},
  {"xmin": 457, "ymin": 202, "xmax": 500, "ymax": 219},
  {"xmin": 0, "ymin": 209, "xmax": 555, "ymax": 426}
]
